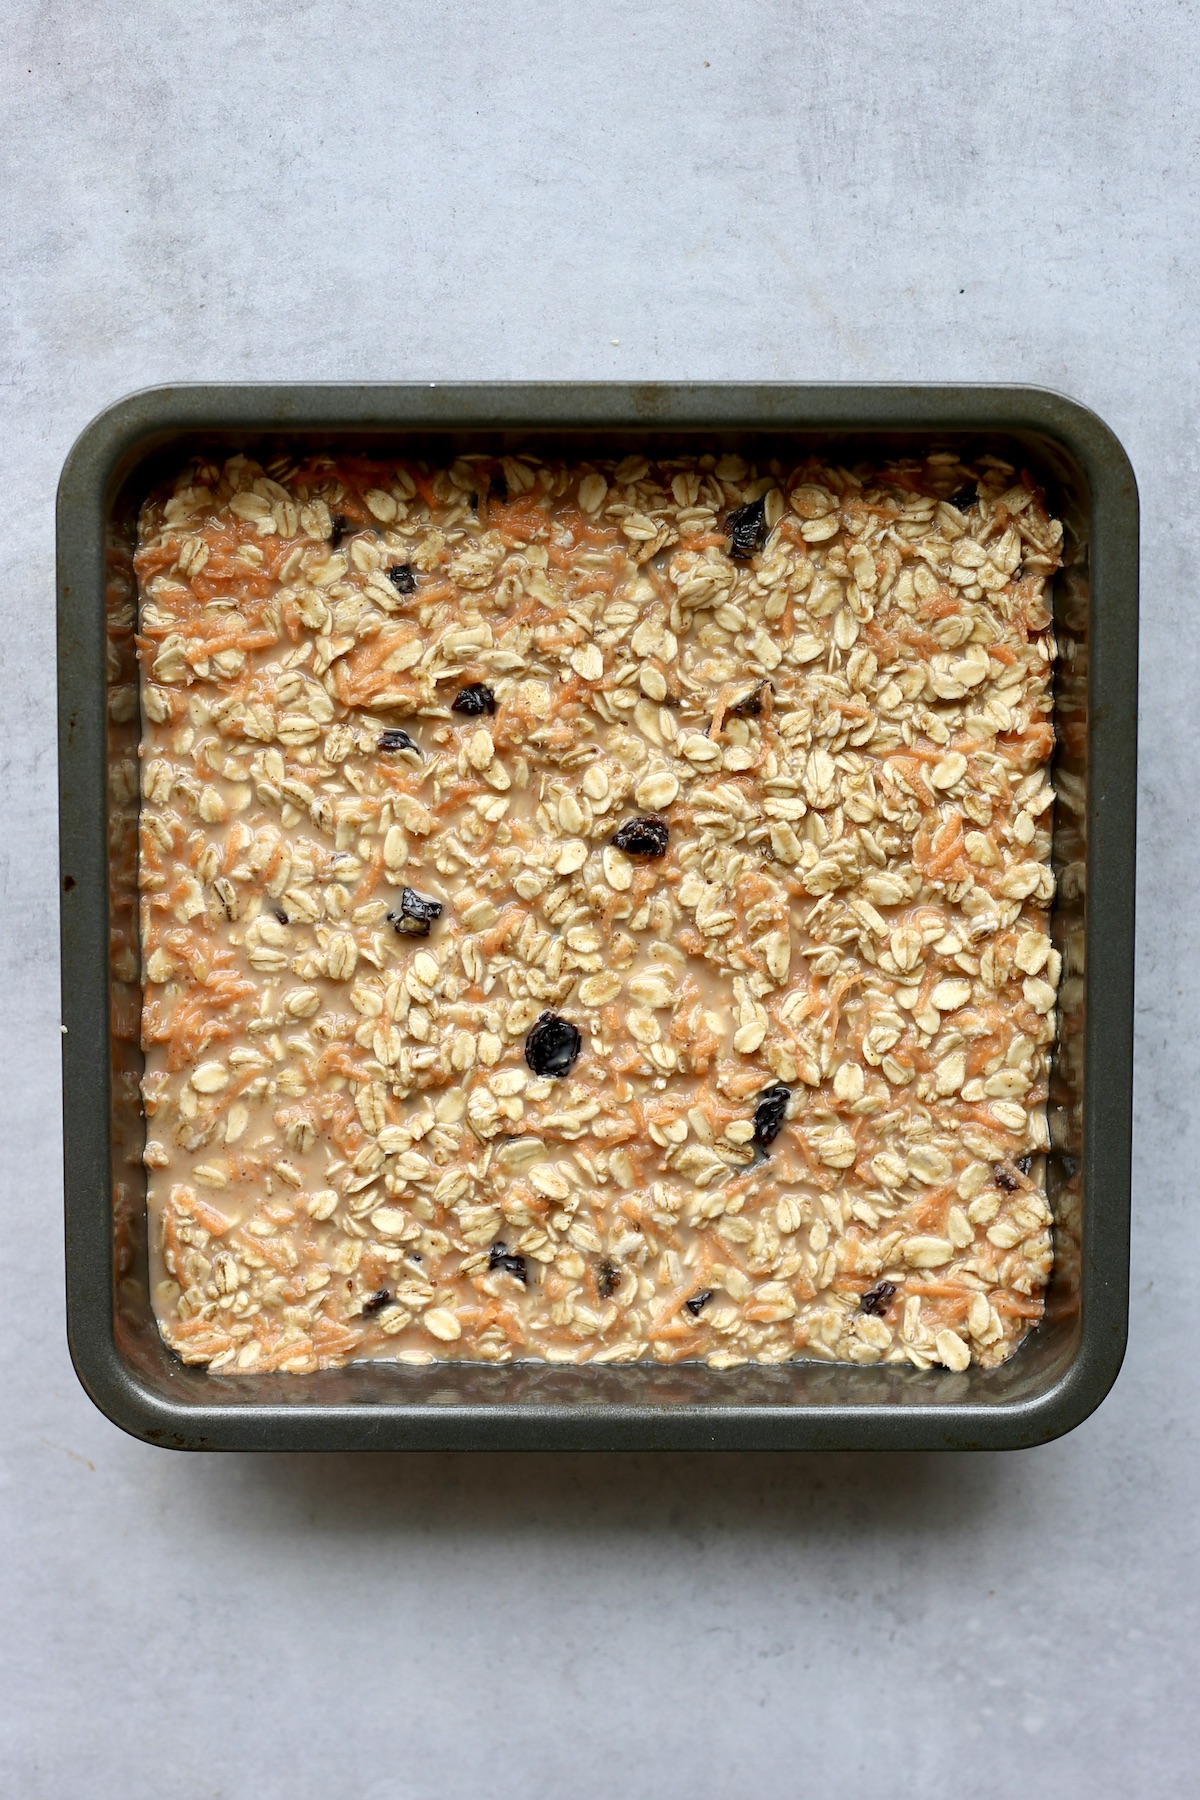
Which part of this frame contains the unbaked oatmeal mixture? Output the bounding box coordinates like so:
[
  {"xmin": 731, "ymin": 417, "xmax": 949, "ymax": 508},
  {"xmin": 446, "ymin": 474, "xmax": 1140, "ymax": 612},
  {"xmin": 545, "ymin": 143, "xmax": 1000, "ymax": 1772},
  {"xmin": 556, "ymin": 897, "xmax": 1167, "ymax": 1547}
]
[{"xmin": 135, "ymin": 447, "xmax": 1061, "ymax": 1375}]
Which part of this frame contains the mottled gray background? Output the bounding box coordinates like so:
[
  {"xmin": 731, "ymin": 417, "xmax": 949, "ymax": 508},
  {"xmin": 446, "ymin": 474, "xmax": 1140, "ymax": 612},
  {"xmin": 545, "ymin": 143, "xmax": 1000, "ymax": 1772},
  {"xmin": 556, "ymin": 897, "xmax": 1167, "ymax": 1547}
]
[{"xmin": 0, "ymin": 1, "xmax": 1190, "ymax": 1794}]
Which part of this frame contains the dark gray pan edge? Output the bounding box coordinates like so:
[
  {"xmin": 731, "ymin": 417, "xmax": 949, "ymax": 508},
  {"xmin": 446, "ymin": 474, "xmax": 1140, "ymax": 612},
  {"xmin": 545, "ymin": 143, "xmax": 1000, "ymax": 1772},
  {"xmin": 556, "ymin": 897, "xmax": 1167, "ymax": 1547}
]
[{"xmin": 57, "ymin": 383, "xmax": 1138, "ymax": 1451}]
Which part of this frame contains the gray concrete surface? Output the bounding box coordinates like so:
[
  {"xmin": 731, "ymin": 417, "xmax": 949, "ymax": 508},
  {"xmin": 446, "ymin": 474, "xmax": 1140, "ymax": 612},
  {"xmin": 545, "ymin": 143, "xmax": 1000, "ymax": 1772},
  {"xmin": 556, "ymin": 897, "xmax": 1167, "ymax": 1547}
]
[{"xmin": 0, "ymin": 2, "xmax": 1191, "ymax": 1794}]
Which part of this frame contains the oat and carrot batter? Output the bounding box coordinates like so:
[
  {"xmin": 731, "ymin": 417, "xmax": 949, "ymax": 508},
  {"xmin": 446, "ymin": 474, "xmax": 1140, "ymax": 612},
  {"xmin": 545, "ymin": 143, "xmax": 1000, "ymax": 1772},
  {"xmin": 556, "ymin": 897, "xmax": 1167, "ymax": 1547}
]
[{"xmin": 135, "ymin": 448, "xmax": 1060, "ymax": 1374}]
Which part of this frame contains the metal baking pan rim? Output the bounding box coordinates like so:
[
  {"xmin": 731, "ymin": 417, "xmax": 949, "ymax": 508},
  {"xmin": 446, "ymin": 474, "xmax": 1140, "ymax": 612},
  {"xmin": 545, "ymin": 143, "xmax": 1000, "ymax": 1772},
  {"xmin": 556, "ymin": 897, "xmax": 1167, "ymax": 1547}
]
[{"xmin": 58, "ymin": 381, "xmax": 1138, "ymax": 1451}]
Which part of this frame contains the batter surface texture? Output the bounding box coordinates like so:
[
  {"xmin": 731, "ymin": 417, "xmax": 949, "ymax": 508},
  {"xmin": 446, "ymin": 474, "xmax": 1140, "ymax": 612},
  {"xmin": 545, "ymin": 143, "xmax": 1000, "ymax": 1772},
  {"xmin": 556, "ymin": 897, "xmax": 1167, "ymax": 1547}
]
[{"xmin": 135, "ymin": 448, "xmax": 1060, "ymax": 1373}]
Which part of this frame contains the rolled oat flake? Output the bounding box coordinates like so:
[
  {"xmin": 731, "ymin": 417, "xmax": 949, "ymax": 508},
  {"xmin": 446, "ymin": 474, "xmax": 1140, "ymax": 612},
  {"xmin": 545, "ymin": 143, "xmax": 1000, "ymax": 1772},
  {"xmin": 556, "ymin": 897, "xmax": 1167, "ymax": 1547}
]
[
  {"xmin": 524, "ymin": 1012, "xmax": 582, "ymax": 1078},
  {"xmin": 729, "ymin": 679, "xmax": 772, "ymax": 717}
]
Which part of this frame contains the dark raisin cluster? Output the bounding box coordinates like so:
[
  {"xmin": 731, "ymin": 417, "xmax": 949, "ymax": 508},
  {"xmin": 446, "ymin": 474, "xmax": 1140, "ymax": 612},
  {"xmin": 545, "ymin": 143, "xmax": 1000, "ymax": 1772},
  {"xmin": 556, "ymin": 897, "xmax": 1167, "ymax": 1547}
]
[
  {"xmin": 451, "ymin": 683, "xmax": 496, "ymax": 716},
  {"xmin": 729, "ymin": 680, "xmax": 772, "ymax": 717},
  {"xmin": 387, "ymin": 888, "xmax": 444, "ymax": 936},
  {"xmin": 611, "ymin": 816, "xmax": 669, "ymax": 857},
  {"xmin": 524, "ymin": 1012, "xmax": 582, "ymax": 1078},
  {"xmin": 726, "ymin": 496, "xmax": 768, "ymax": 559},
  {"xmin": 752, "ymin": 1084, "xmax": 791, "ymax": 1149},
  {"xmin": 488, "ymin": 1242, "xmax": 528, "ymax": 1284}
]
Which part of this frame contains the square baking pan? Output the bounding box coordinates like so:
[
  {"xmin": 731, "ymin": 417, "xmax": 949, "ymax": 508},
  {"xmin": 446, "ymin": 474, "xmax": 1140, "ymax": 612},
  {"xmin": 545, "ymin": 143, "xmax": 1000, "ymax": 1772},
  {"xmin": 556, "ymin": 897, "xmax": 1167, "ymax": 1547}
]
[{"xmin": 57, "ymin": 382, "xmax": 1137, "ymax": 1451}]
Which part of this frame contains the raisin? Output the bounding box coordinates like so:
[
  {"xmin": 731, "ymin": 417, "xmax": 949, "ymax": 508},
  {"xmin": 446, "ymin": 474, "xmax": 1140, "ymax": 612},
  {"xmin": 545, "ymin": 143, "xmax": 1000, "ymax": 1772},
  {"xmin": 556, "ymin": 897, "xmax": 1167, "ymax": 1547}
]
[
  {"xmin": 860, "ymin": 1281, "xmax": 897, "ymax": 1318},
  {"xmin": 597, "ymin": 1261, "xmax": 619, "ymax": 1300},
  {"xmin": 362, "ymin": 1289, "xmax": 391, "ymax": 1317},
  {"xmin": 388, "ymin": 563, "xmax": 417, "ymax": 594},
  {"xmin": 726, "ymin": 496, "xmax": 768, "ymax": 559},
  {"xmin": 378, "ymin": 727, "xmax": 418, "ymax": 753},
  {"xmin": 524, "ymin": 1011, "xmax": 582, "ymax": 1078},
  {"xmin": 611, "ymin": 816, "xmax": 669, "ymax": 858},
  {"xmin": 490, "ymin": 473, "xmax": 509, "ymax": 503},
  {"xmin": 451, "ymin": 682, "xmax": 496, "ymax": 716},
  {"xmin": 994, "ymin": 1166, "xmax": 1018, "ymax": 1192},
  {"xmin": 684, "ymin": 1289, "xmax": 713, "ymax": 1317},
  {"xmin": 1014, "ymin": 1153, "xmax": 1034, "ymax": 1176},
  {"xmin": 329, "ymin": 513, "xmax": 348, "ymax": 548},
  {"xmin": 488, "ymin": 1242, "xmax": 528, "ymax": 1284},
  {"xmin": 271, "ymin": 904, "xmax": 289, "ymax": 924},
  {"xmin": 752, "ymin": 1084, "xmax": 791, "ymax": 1148},
  {"xmin": 947, "ymin": 483, "xmax": 977, "ymax": 511},
  {"xmin": 729, "ymin": 680, "xmax": 772, "ymax": 717},
  {"xmin": 388, "ymin": 888, "xmax": 444, "ymax": 937}
]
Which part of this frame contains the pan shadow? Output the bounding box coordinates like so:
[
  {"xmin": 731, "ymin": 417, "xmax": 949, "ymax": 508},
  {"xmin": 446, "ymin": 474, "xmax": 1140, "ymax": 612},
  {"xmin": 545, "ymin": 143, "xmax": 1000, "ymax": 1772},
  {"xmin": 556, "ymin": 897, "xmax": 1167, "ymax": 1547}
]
[{"xmin": 196, "ymin": 1445, "xmax": 1044, "ymax": 1547}]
